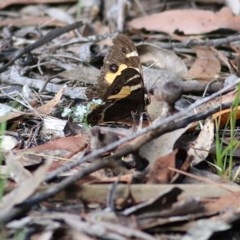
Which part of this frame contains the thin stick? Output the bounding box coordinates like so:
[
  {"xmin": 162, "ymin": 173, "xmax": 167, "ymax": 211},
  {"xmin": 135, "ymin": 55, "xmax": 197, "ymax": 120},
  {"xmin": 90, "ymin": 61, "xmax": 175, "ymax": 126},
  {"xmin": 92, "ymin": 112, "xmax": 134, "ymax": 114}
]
[{"xmin": 143, "ymin": 33, "xmax": 240, "ymax": 49}]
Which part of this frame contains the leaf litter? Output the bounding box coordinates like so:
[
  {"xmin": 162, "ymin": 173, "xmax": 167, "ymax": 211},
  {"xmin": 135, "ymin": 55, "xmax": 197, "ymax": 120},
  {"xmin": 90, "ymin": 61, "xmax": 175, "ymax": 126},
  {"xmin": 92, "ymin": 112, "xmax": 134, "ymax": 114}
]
[{"xmin": 1, "ymin": 1, "xmax": 240, "ymax": 239}]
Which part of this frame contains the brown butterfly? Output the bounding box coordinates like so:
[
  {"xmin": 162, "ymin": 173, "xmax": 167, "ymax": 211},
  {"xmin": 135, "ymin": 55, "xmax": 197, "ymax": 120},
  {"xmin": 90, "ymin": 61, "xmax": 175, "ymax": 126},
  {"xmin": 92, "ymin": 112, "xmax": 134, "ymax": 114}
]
[{"xmin": 86, "ymin": 34, "xmax": 145, "ymax": 125}]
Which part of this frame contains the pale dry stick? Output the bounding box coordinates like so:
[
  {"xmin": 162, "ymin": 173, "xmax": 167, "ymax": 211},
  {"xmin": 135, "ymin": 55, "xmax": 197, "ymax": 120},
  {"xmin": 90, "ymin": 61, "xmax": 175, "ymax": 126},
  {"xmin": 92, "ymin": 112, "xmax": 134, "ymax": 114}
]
[
  {"xmin": 197, "ymin": 80, "xmax": 220, "ymax": 130},
  {"xmin": 1, "ymin": 90, "xmax": 42, "ymax": 119},
  {"xmin": 179, "ymin": 80, "xmax": 223, "ymax": 94},
  {"xmin": 36, "ymin": 57, "xmax": 45, "ymax": 75},
  {"xmin": 0, "ymin": 86, "xmax": 12, "ymax": 93},
  {"xmin": 202, "ymin": 80, "xmax": 220, "ymax": 98},
  {"xmin": 146, "ymin": 33, "xmax": 240, "ymax": 49},
  {"xmin": 51, "ymin": 53, "xmax": 84, "ymax": 62},
  {"xmin": 134, "ymin": 0, "xmax": 148, "ymax": 16},
  {"xmin": 59, "ymin": 32, "xmax": 116, "ymax": 48},
  {"xmin": 46, "ymin": 78, "xmax": 240, "ymax": 182},
  {"xmin": 106, "ymin": 176, "xmax": 121, "ymax": 211},
  {"xmin": 168, "ymin": 167, "xmax": 237, "ymax": 193}
]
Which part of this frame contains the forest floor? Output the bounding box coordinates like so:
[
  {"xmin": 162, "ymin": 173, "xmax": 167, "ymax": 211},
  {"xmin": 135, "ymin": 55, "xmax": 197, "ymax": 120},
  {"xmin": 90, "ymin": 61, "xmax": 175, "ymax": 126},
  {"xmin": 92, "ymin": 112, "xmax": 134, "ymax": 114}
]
[{"xmin": 1, "ymin": 0, "xmax": 240, "ymax": 239}]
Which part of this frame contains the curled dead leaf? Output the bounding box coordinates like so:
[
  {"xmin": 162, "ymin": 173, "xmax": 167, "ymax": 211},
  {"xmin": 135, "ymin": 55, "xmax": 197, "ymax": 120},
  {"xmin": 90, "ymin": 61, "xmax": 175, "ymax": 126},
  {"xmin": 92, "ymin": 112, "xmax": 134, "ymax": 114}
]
[
  {"xmin": 188, "ymin": 47, "xmax": 221, "ymax": 80},
  {"xmin": 138, "ymin": 44, "xmax": 188, "ymax": 78},
  {"xmin": 147, "ymin": 148, "xmax": 191, "ymax": 184},
  {"xmin": 129, "ymin": 7, "xmax": 240, "ymax": 35},
  {"xmin": 188, "ymin": 118, "xmax": 215, "ymax": 166}
]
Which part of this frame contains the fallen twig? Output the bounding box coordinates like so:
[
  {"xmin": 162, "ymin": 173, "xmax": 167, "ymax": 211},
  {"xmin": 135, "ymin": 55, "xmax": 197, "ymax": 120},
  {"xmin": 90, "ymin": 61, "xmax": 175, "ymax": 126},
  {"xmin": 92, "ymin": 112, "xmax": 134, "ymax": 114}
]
[{"xmin": 144, "ymin": 33, "xmax": 240, "ymax": 49}]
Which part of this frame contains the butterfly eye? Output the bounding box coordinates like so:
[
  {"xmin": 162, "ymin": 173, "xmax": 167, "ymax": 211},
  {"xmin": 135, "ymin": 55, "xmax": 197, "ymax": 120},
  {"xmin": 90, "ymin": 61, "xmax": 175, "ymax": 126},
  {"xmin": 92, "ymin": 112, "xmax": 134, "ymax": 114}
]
[
  {"xmin": 109, "ymin": 64, "xmax": 118, "ymax": 73},
  {"xmin": 87, "ymin": 113, "xmax": 101, "ymax": 125}
]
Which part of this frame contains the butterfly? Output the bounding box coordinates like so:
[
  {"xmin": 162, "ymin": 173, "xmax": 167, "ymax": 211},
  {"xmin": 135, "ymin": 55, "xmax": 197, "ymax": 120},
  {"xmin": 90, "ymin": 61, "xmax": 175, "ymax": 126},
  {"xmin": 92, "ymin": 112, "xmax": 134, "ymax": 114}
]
[{"xmin": 86, "ymin": 34, "xmax": 146, "ymax": 125}]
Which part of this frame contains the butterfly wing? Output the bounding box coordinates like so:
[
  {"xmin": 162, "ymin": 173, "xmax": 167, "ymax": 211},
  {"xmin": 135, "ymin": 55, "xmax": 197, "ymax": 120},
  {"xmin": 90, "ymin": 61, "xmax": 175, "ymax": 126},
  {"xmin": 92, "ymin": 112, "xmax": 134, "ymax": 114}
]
[{"xmin": 87, "ymin": 34, "xmax": 145, "ymax": 125}]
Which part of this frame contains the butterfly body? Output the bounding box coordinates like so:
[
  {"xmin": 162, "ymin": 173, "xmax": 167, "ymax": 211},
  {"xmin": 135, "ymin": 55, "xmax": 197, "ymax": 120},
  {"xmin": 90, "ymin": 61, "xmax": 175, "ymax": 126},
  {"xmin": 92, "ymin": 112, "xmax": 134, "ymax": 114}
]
[{"xmin": 87, "ymin": 34, "xmax": 145, "ymax": 125}]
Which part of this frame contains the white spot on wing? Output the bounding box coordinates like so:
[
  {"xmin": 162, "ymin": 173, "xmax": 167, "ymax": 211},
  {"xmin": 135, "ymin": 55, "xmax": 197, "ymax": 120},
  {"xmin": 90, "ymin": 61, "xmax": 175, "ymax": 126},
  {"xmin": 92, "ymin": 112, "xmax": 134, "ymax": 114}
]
[
  {"xmin": 126, "ymin": 51, "xmax": 138, "ymax": 58},
  {"xmin": 130, "ymin": 84, "xmax": 142, "ymax": 91},
  {"xmin": 126, "ymin": 74, "xmax": 141, "ymax": 84}
]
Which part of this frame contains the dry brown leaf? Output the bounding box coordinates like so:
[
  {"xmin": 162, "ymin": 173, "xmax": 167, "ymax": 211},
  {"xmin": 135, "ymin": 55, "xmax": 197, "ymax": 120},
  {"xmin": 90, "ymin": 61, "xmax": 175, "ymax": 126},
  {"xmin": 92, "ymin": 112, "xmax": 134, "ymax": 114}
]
[
  {"xmin": 5, "ymin": 152, "xmax": 32, "ymax": 183},
  {"xmin": 0, "ymin": 111, "xmax": 28, "ymax": 124},
  {"xmin": 0, "ymin": 159, "xmax": 52, "ymax": 219},
  {"xmin": 187, "ymin": 89, "xmax": 238, "ymax": 132},
  {"xmin": 146, "ymin": 95, "xmax": 171, "ymax": 120},
  {"xmin": 188, "ymin": 47, "xmax": 221, "ymax": 80},
  {"xmin": 17, "ymin": 134, "xmax": 89, "ymax": 160},
  {"xmin": 10, "ymin": 135, "xmax": 88, "ymax": 169},
  {"xmin": 205, "ymin": 191, "xmax": 240, "ymax": 214},
  {"xmin": 138, "ymin": 44, "xmax": 188, "ymax": 78},
  {"xmin": 212, "ymin": 106, "xmax": 240, "ymax": 127},
  {"xmin": 40, "ymin": 116, "xmax": 67, "ymax": 139},
  {"xmin": 147, "ymin": 149, "xmax": 191, "ymax": 184},
  {"xmin": 36, "ymin": 87, "xmax": 65, "ymax": 115},
  {"xmin": 129, "ymin": 7, "xmax": 240, "ymax": 35},
  {"xmin": 139, "ymin": 126, "xmax": 189, "ymax": 165},
  {"xmin": 188, "ymin": 118, "xmax": 214, "ymax": 166},
  {"xmin": 0, "ymin": 87, "xmax": 65, "ymax": 124},
  {"xmin": 183, "ymin": 219, "xmax": 230, "ymax": 240},
  {"xmin": 136, "ymin": 198, "xmax": 203, "ymax": 230},
  {"xmin": 143, "ymin": 68, "xmax": 182, "ymax": 93}
]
